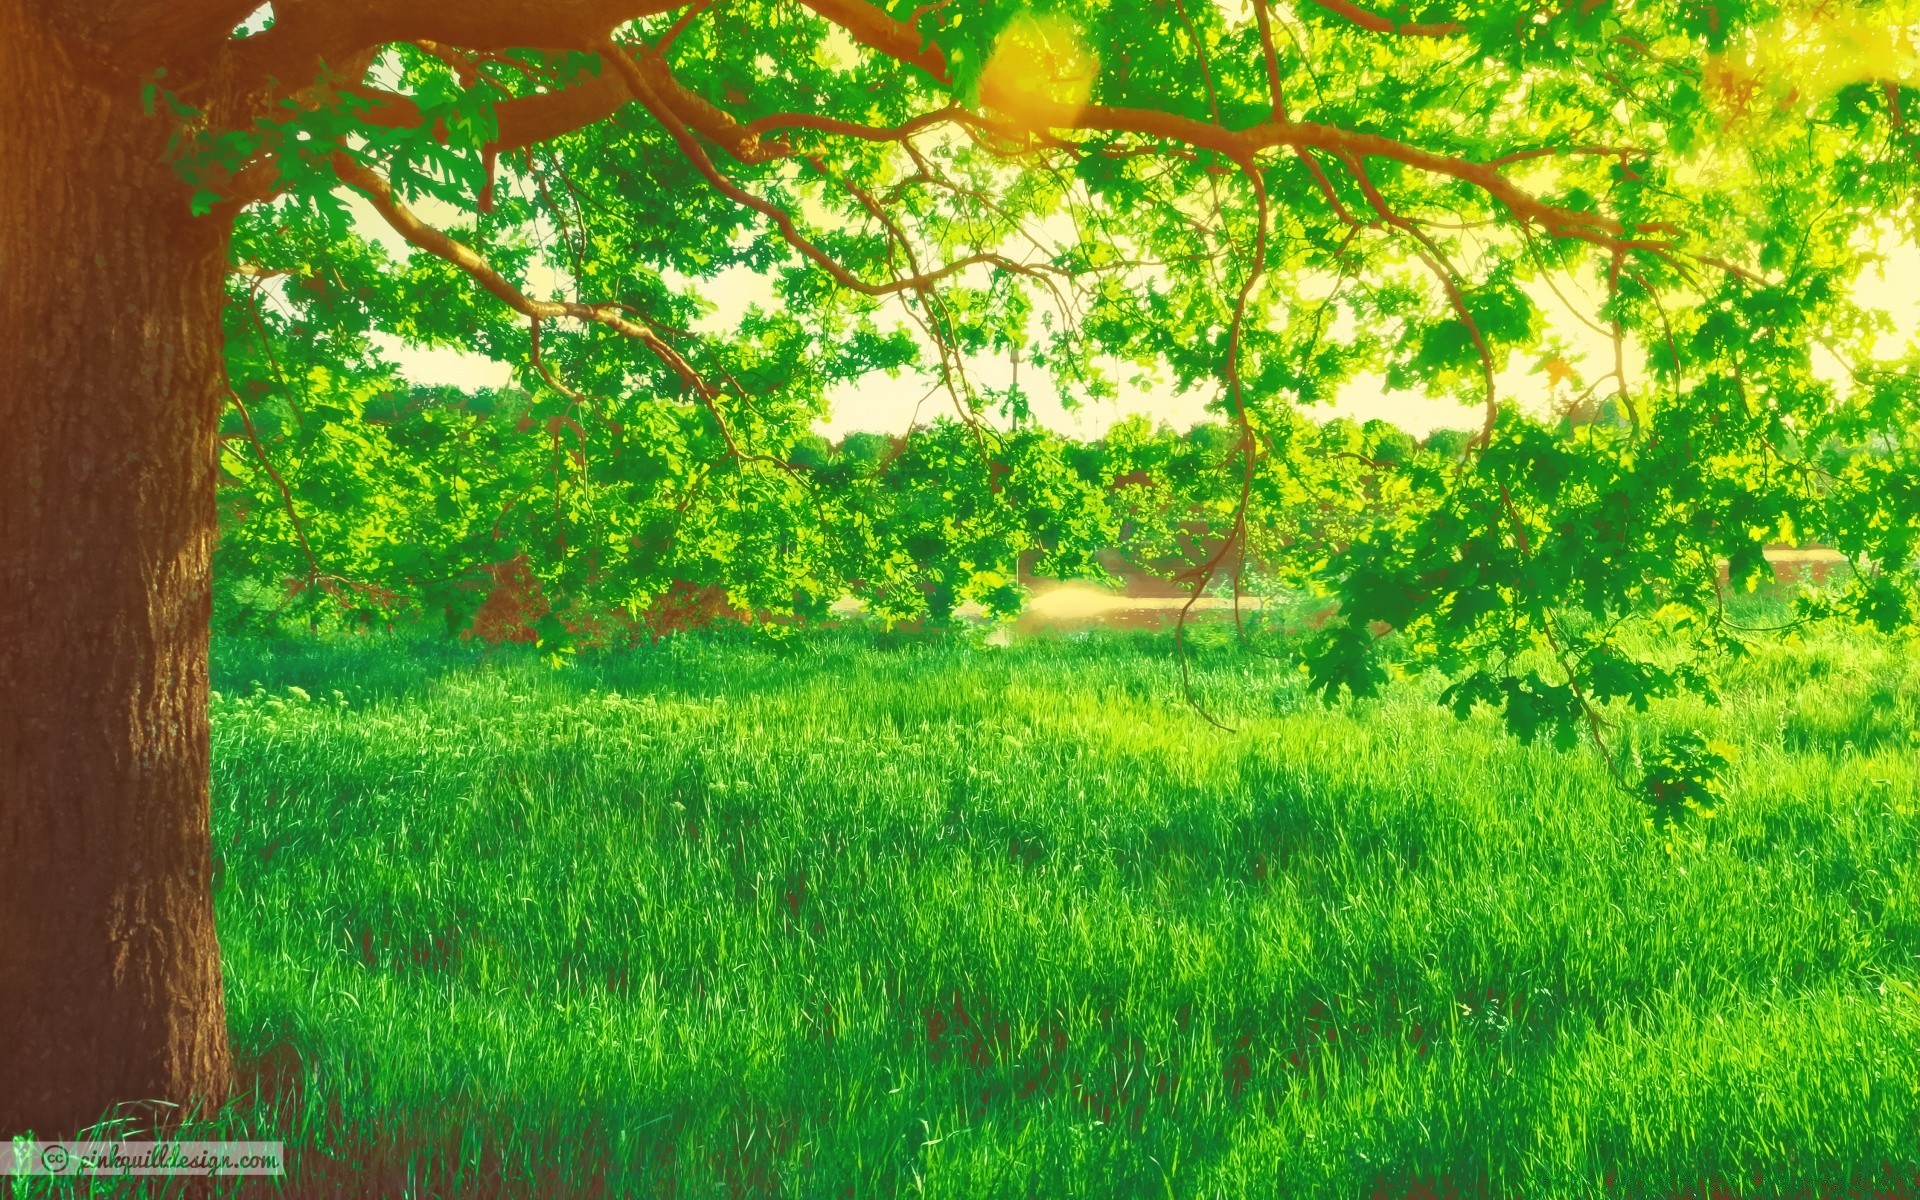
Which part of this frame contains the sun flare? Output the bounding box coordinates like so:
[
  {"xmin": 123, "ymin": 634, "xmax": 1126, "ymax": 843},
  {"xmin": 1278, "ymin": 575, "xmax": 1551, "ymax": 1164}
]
[{"xmin": 977, "ymin": 12, "xmax": 1099, "ymax": 132}]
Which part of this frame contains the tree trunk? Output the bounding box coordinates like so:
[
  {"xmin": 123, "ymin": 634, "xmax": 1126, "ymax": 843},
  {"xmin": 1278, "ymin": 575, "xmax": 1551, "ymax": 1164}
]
[{"xmin": 0, "ymin": 0, "xmax": 233, "ymax": 1136}]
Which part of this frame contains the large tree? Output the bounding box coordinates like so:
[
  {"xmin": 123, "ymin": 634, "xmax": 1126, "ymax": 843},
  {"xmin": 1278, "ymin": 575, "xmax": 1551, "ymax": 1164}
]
[{"xmin": 4, "ymin": 0, "xmax": 1917, "ymax": 1135}]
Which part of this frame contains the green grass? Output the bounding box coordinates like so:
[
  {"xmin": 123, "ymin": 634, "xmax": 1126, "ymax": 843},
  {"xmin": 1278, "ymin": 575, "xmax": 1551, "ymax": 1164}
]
[{"xmin": 26, "ymin": 625, "xmax": 1920, "ymax": 1197}]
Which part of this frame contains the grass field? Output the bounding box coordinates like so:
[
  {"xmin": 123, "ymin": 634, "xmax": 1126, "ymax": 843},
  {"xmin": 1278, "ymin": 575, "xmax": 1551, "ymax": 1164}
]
[{"xmin": 24, "ymin": 622, "xmax": 1920, "ymax": 1197}]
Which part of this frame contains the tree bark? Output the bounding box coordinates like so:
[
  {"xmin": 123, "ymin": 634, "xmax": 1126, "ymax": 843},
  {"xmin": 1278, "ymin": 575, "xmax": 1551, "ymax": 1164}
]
[{"xmin": 0, "ymin": 0, "xmax": 233, "ymax": 1135}]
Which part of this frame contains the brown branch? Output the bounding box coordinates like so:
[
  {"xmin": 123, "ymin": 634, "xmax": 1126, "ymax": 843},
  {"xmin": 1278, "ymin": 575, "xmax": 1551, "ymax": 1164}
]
[
  {"xmin": 605, "ymin": 42, "xmax": 1048, "ymax": 298},
  {"xmin": 241, "ymin": 278, "xmax": 304, "ymax": 428},
  {"xmin": 654, "ymin": 0, "xmax": 714, "ymax": 52},
  {"xmin": 823, "ymin": 167, "xmax": 985, "ymax": 437},
  {"xmin": 1605, "ymin": 249, "xmax": 1643, "ymax": 437},
  {"xmin": 493, "ymin": 67, "xmax": 634, "ymax": 153},
  {"xmin": 528, "ymin": 314, "xmax": 600, "ymax": 419},
  {"xmin": 529, "ymin": 281, "xmax": 811, "ymax": 492},
  {"xmin": 1173, "ymin": 156, "xmax": 1273, "ymax": 730},
  {"xmin": 205, "ymin": 48, "xmax": 632, "ymax": 216},
  {"xmin": 226, "ymin": 385, "xmax": 322, "ymax": 588},
  {"xmin": 332, "ymin": 152, "xmax": 713, "ymax": 395},
  {"xmin": 982, "ymin": 104, "xmax": 1665, "ymax": 259},
  {"xmin": 1303, "ymin": 0, "xmax": 1464, "ymax": 37},
  {"xmin": 794, "ymin": 0, "xmax": 951, "ymax": 84},
  {"xmin": 1296, "ymin": 146, "xmax": 1360, "ymax": 228},
  {"xmin": 215, "ymin": 28, "xmax": 1669, "ymax": 286},
  {"xmin": 743, "ymin": 104, "xmax": 978, "ymax": 145},
  {"xmin": 216, "ymin": 0, "xmax": 683, "ymax": 97},
  {"xmin": 1544, "ymin": 618, "xmax": 1625, "ymax": 785},
  {"xmin": 1485, "ymin": 143, "xmax": 1645, "ymax": 169},
  {"xmin": 1520, "ymin": 232, "xmax": 1612, "ymax": 340},
  {"xmin": 1172, "ymin": 0, "xmax": 1225, "ymax": 126},
  {"xmin": 1341, "ymin": 150, "xmax": 1498, "ymax": 442},
  {"xmin": 1251, "ymin": 0, "xmax": 1290, "ymax": 123},
  {"xmin": 1628, "ymin": 269, "xmax": 1682, "ymax": 413},
  {"xmin": 631, "ymin": 53, "xmax": 795, "ymax": 162},
  {"xmin": 343, "ymin": 45, "xmax": 785, "ymax": 161}
]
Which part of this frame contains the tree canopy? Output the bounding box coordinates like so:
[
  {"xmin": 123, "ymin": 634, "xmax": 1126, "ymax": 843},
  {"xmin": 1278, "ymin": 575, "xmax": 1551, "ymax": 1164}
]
[{"xmin": 172, "ymin": 0, "xmax": 1920, "ymax": 760}]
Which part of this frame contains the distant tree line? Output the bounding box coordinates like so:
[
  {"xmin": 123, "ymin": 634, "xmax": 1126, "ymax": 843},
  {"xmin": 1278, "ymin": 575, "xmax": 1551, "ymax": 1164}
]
[{"xmin": 214, "ymin": 372, "xmax": 1472, "ymax": 649}]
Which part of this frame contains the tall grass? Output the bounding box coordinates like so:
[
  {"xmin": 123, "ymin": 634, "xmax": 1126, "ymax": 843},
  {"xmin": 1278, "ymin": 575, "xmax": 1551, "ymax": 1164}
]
[{"xmin": 20, "ymin": 624, "xmax": 1920, "ymax": 1197}]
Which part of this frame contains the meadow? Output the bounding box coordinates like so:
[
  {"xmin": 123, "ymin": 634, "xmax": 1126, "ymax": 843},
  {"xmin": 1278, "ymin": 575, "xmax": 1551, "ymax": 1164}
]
[{"xmin": 26, "ymin": 619, "xmax": 1920, "ymax": 1197}]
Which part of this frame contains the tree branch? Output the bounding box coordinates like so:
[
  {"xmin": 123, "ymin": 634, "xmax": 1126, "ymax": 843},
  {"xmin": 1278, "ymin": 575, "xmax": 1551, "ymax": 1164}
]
[
  {"xmin": 332, "ymin": 151, "xmax": 705, "ymax": 389},
  {"xmin": 793, "ymin": 0, "xmax": 950, "ymax": 85},
  {"xmin": 1032, "ymin": 105, "xmax": 1666, "ymax": 258},
  {"xmin": 604, "ymin": 41, "xmax": 1042, "ymax": 297},
  {"xmin": 1341, "ymin": 150, "xmax": 1498, "ymax": 441},
  {"xmin": 1303, "ymin": 0, "xmax": 1464, "ymax": 37},
  {"xmin": 216, "ymin": 0, "xmax": 683, "ymax": 96},
  {"xmin": 347, "ymin": 43, "xmax": 789, "ymax": 163},
  {"xmin": 226, "ymin": 385, "xmax": 324, "ymax": 588}
]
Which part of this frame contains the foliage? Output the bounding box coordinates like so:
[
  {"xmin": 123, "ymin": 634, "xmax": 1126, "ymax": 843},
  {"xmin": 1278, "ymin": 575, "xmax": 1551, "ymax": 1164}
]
[
  {"xmin": 1640, "ymin": 730, "xmax": 1735, "ymax": 827},
  {"xmin": 174, "ymin": 0, "xmax": 1920, "ymax": 755}
]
